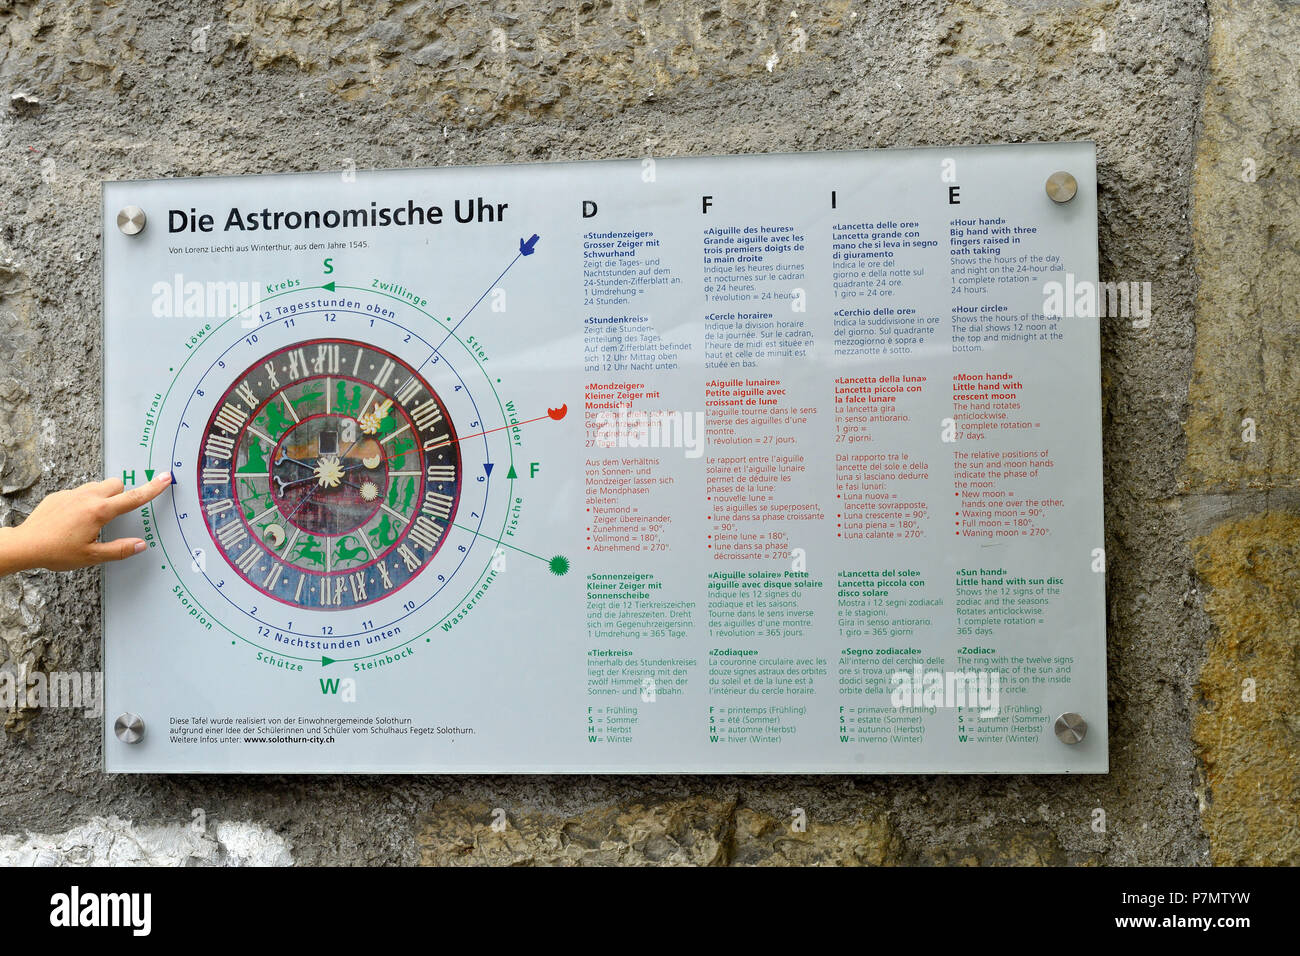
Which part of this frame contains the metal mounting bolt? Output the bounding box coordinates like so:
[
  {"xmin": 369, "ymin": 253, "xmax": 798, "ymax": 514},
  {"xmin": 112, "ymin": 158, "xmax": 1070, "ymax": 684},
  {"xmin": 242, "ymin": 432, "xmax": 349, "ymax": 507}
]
[
  {"xmin": 114, "ymin": 713, "xmax": 145, "ymax": 744},
  {"xmin": 116, "ymin": 205, "xmax": 147, "ymax": 235},
  {"xmin": 1054, "ymin": 712, "xmax": 1087, "ymax": 744},
  {"xmin": 1045, "ymin": 171, "xmax": 1078, "ymax": 204}
]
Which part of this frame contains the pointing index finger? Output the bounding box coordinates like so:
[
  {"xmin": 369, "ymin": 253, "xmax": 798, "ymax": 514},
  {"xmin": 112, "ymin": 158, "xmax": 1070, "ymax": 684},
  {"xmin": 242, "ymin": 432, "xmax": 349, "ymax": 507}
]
[{"xmin": 103, "ymin": 472, "xmax": 173, "ymax": 519}]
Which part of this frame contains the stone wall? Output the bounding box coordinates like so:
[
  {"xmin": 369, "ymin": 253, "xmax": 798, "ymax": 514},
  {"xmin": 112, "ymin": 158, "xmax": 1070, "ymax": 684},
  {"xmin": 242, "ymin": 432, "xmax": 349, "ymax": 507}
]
[{"xmin": 0, "ymin": 0, "xmax": 1293, "ymax": 865}]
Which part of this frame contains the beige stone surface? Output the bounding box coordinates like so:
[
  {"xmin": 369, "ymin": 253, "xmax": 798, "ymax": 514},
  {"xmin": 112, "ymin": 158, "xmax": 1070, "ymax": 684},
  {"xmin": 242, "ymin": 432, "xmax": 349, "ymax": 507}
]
[
  {"xmin": 418, "ymin": 798, "xmax": 902, "ymax": 866},
  {"xmin": 1184, "ymin": 0, "xmax": 1300, "ymax": 493},
  {"xmin": 1183, "ymin": 1, "xmax": 1300, "ymax": 866},
  {"xmin": 1191, "ymin": 514, "xmax": 1300, "ymax": 865}
]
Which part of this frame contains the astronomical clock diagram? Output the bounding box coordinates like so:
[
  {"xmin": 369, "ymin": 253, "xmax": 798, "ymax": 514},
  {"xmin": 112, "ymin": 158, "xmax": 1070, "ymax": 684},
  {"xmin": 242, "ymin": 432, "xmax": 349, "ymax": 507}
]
[
  {"xmin": 195, "ymin": 339, "xmax": 466, "ymax": 616},
  {"xmin": 102, "ymin": 169, "xmax": 580, "ymax": 773},
  {"xmin": 102, "ymin": 145, "xmax": 1106, "ymax": 774}
]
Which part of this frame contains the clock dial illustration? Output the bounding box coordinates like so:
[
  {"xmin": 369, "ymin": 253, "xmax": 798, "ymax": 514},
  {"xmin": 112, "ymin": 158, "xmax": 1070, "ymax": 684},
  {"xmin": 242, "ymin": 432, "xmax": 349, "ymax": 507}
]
[
  {"xmin": 198, "ymin": 339, "xmax": 461, "ymax": 611},
  {"xmin": 144, "ymin": 275, "xmax": 545, "ymax": 672}
]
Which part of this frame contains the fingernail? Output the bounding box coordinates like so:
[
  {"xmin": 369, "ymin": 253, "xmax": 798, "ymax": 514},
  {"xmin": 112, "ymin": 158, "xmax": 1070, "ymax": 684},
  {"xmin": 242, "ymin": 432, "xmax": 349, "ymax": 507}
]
[
  {"xmin": 133, "ymin": 541, "xmax": 147, "ymax": 554},
  {"xmin": 159, "ymin": 472, "xmax": 172, "ymax": 483}
]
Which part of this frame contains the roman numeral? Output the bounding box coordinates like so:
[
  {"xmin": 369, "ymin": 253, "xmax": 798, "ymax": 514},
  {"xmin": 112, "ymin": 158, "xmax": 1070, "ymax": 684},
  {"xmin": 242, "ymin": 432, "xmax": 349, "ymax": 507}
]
[
  {"xmin": 420, "ymin": 491, "xmax": 455, "ymax": 519},
  {"xmin": 314, "ymin": 344, "xmax": 340, "ymax": 374},
  {"xmin": 408, "ymin": 514, "xmax": 444, "ymax": 552},
  {"xmin": 205, "ymin": 434, "xmax": 236, "ymax": 461},
  {"xmin": 422, "ymin": 433, "xmax": 449, "ymax": 452},
  {"xmin": 235, "ymin": 544, "xmax": 261, "ymax": 575},
  {"xmin": 409, "ymin": 399, "xmax": 443, "ymax": 432},
  {"xmin": 202, "ymin": 467, "xmax": 230, "ymax": 485},
  {"xmin": 348, "ymin": 572, "xmax": 367, "ymax": 602},
  {"xmin": 394, "ymin": 376, "xmax": 420, "ymax": 405},
  {"xmin": 204, "ymin": 498, "xmax": 235, "ymax": 518},
  {"xmin": 212, "ymin": 402, "xmax": 248, "ymax": 435},
  {"xmin": 263, "ymin": 562, "xmax": 284, "ymax": 590},
  {"xmin": 373, "ymin": 358, "xmax": 396, "ymax": 391},
  {"xmin": 235, "ymin": 381, "xmax": 258, "ymax": 408},
  {"xmin": 287, "ymin": 348, "xmax": 309, "ymax": 380},
  {"xmin": 319, "ymin": 577, "xmax": 345, "ymax": 607},
  {"xmin": 396, "ymin": 545, "xmax": 420, "ymax": 572},
  {"xmin": 217, "ymin": 521, "xmax": 247, "ymax": 549},
  {"xmin": 263, "ymin": 361, "xmax": 281, "ymax": 389},
  {"xmin": 376, "ymin": 562, "xmax": 393, "ymax": 590},
  {"xmin": 425, "ymin": 464, "xmax": 456, "ymax": 483}
]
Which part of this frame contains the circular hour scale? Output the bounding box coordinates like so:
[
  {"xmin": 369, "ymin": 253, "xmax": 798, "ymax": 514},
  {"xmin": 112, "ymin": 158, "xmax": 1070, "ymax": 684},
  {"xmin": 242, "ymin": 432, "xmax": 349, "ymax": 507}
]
[
  {"xmin": 199, "ymin": 339, "xmax": 461, "ymax": 610},
  {"xmin": 147, "ymin": 285, "xmax": 527, "ymax": 664}
]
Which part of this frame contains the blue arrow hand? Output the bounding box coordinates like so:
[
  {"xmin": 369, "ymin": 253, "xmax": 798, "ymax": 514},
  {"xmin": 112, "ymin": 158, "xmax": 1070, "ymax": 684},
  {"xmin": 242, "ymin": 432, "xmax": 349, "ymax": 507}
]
[
  {"xmin": 483, "ymin": 463, "xmax": 494, "ymax": 477},
  {"xmin": 519, "ymin": 234, "xmax": 540, "ymax": 256}
]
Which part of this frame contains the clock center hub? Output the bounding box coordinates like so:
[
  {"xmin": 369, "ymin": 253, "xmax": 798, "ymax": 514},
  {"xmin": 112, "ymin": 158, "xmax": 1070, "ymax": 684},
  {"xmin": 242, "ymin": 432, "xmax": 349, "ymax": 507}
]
[{"xmin": 268, "ymin": 414, "xmax": 389, "ymax": 539}]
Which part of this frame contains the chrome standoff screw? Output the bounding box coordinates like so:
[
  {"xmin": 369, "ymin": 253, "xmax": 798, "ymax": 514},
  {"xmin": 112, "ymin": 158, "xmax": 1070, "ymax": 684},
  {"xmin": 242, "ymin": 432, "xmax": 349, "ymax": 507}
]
[
  {"xmin": 117, "ymin": 205, "xmax": 147, "ymax": 235},
  {"xmin": 1054, "ymin": 712, "xmax": 1087, "ymax": 744},
  {"xmin": 114, "ymin": 713, "xmax": 145, "ymax": 744},
  {"xmin": 1045, "ymin": 171, "xmax": 1078, "ymax": 204}
]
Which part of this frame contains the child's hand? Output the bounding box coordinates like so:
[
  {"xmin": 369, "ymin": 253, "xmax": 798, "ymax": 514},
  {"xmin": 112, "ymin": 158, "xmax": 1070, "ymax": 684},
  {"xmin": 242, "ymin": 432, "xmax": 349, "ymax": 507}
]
[{"xmin": 0, "ymin": 473, "xmax": 173, "ymax": 574}]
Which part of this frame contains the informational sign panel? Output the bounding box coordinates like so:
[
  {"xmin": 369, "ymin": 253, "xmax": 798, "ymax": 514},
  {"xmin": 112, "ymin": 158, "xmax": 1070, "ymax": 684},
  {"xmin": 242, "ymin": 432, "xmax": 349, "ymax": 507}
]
[{"xmin": 102, "ymin": 142, "xmax": 1105, "ymax": 773}]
